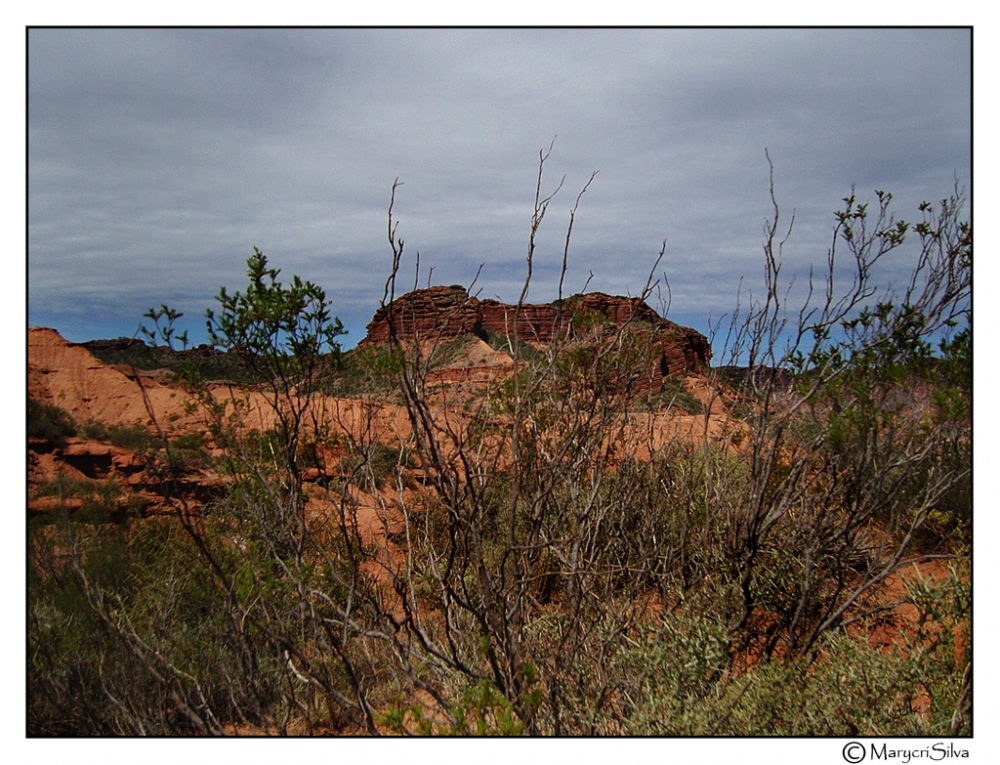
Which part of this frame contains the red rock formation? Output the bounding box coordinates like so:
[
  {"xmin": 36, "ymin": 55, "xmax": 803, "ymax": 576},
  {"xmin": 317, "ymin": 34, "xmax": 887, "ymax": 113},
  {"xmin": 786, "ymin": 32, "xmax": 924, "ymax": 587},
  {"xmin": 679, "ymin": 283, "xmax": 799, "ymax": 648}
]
[
  {"xmin": 361, "ymin": 286, "xmax": 482, "ymax": 345},
  {"xmin": 477, "ymin": 300, "xmax": 551, "ymax": 343},
  {"xmin": 360, "ymin": 286, "xmax": 711, "ymax": 388}
]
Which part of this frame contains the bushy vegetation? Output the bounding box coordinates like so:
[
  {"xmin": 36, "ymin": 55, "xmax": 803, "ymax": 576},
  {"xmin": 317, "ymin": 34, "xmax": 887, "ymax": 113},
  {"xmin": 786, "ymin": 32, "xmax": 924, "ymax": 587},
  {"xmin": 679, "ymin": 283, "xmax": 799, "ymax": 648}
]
[
  {"xmin": 318, "ymin": 344, "xmax": 400, "ymax": 398},
  {"xmin": 28, "ymin": 398, "xmax": 77, "ymax": 447},
  {"xmin": 28, "ymin": 154, "xmax": 970, "ymax": 736},
  {"xmin": 78, "ymin": 420, "xmax": 166, "ymax": 453},
  {"xmin": 30, "ymin": 474, "xmax": 141, "ymax": 525},
  {"xmin": 83, "ymin": 335, "xmax": 262, "ymax": 384}
]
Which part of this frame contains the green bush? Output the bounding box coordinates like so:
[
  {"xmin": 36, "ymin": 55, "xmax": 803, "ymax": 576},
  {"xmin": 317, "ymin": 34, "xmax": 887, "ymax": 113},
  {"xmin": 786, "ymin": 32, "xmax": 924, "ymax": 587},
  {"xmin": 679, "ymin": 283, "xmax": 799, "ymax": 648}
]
[
  {"xmin": 31, "ymin": 476, "xmax": 143, "ymax": 526},
  {"xmin": 635, "ymin": 376, "xmax": 704, "ymax": 414},
  {"xmin": 29, "ymin": 517, "xmax": 299, "ymax": 734},
  {"xmin": 318, "ymin": 345, "xmax": 400, "ymax": 397},
  {"xmin": 78, "ymin": 420, "xmax": 164, "ymax": 452},
  {"xmin": 28, "ymin": 398, "xmax": 77, "ymax": 447}
]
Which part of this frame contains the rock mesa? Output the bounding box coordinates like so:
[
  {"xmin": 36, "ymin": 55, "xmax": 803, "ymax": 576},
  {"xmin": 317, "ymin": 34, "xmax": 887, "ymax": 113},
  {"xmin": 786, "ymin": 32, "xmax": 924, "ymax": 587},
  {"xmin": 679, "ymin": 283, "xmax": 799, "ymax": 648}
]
[{"xmin": 360, "ymin": 285, "xmax": 710, "ymax": 389}]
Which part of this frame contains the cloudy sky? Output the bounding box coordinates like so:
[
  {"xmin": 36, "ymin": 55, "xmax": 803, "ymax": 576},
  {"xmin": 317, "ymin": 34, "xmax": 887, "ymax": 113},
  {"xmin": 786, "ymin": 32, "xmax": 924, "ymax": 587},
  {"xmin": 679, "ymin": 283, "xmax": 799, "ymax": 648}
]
[{"xmin": 27, "ymin": 27, "xmax": 971, "ymax": 352}]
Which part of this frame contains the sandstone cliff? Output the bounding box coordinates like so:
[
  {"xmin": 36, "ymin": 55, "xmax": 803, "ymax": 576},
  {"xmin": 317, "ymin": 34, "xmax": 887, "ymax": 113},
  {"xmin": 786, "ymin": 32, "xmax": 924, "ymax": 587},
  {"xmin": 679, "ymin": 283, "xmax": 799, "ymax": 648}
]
[
  {"xmin": 359, "ymin": 286, "xmax": 711, "ymax": 389},
  {"xmin": 28, "ymin": 327, "xmax": 191, "ymax": 427}
]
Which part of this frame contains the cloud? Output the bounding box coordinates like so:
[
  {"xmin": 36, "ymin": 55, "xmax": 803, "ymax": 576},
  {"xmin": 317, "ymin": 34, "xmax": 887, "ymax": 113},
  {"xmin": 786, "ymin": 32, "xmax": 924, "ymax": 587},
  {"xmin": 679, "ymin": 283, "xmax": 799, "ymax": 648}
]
[{"xmin": 28, "ymin": 28, "xmax": 970, "ymax": 350}]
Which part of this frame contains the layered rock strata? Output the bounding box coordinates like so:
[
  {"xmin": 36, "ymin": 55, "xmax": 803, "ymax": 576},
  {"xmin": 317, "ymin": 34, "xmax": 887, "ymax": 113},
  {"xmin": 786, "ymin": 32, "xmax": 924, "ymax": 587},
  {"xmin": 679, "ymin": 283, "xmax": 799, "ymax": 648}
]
[{"xmin": 360, "ymin": 286, "xmax": 711, "ymax": 387}]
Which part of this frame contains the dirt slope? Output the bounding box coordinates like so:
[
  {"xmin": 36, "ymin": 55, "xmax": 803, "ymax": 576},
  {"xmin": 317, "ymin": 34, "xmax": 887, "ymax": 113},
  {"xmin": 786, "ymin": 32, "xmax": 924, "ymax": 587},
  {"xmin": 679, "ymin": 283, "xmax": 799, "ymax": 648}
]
[{"xmin": 29, "ymin": 327, "xmax": 191, "ymax": 428}]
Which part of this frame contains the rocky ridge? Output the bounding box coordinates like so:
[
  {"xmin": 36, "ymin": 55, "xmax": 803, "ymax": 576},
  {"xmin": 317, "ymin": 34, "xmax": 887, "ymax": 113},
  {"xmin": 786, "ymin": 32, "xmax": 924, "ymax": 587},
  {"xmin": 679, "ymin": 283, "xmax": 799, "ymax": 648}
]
[{"xmin": 360, "ymin": 285, "xmax": 711, "ymax": 391}]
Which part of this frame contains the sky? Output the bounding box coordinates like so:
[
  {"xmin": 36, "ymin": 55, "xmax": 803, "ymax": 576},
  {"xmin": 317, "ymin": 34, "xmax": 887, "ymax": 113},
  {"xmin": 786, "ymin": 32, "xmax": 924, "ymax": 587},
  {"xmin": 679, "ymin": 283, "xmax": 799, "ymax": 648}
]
[{"xmin": 27, "ymin": 28, "xmax": 971, "ymax": 354}]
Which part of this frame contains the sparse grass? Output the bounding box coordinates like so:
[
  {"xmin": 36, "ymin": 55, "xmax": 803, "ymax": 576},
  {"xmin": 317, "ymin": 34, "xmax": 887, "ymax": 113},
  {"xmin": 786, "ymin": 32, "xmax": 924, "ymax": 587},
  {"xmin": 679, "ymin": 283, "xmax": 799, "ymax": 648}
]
[
  {"xmin": 338, "ymin": 441, "xmax": 414, "ymax": 489},
  {"xmin": 319, "ymin": 345, "xmax": 400, "ymax": 397},
  {"xmin": 635, "ymin": 376, "xmax": 705, "ymax": 414},
  {"xmin": 481, "ymin": 328, "xmax": 546, "ymax": 364},
  {"xmin": 31, "ymin": 475, "xmax": 138, "ymax": 525},
  {"xmin": 78, "ymin": 420, "xmax": 165, "ymax": 452},
  {"xmin": 33, "ymin": 473, "xmax": 97, "ymax": 499}
]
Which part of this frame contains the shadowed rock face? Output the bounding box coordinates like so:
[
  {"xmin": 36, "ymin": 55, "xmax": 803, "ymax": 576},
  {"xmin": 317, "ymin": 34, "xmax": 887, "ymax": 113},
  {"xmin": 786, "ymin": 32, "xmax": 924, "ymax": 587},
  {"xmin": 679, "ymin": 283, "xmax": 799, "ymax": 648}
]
[{"xmin": 359, "ymin": 286, "xmax": 711, "ymax": 386}]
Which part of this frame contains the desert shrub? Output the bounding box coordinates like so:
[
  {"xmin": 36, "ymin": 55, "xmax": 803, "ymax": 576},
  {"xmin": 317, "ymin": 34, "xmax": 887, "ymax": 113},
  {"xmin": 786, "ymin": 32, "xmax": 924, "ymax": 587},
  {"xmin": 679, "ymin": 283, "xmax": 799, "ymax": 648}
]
[
  {"xmin": 76, "ymin": 419, "xmax": 110, "ymax": 441},
  {"xmin": 123, "ymin": 252, "xmax": 392, "ymax": 733},
  {"xmin": 379, "ymin": 677, "xmax": 530, "ymax": 736},
  {"xmin": 372, "ymin": 158, "xmax": 970, "ymax": 734},
  {"xmin": 31, "ymin": 476, "xmax": 137, "ymax": 525},
  {"xmin": 28, "ymin": 398, "xmax": 77, "ymax": 446},
  {"xmin": 364, "ymin": 442, "xmax": 413, "ymax": 487},
  {"xmin": 162, "ymin": 432, "xmax": 213, "ymax": 472},
  {"xmin": 482, "ymin": 327, "xmax": 546, "ymax": 364},
  {"xmin": 608, "ymin": 562, "xmax": 969, "ymax": 736},
  {"xmin": 32, "ymin": 473, "xmax": 93, "ymax": 499},
  {"xmin": 111, "ymin": 424, "xmax": 164, "ymax": 453},
  {"xmin": 78, "ymin": 419, "xmax": 165, "ymax": 453},
  {"xmin": 634, "ymin": 376, "xmax": 704, "ymax": 414},
  {"xmin": 319, "ymin": 344, "xmax": 401, "ymax": 397},
  {"xmin": 86, "ymin": 333, "xmax": 261, "ymax": 384},
  {"xmin": 171, "ymin": 433, "xmax": 203, "ymax": 450},
  {"xmin": 28, "ymin": 515, "xmax": 303, "ymax": 735}
]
